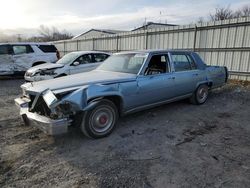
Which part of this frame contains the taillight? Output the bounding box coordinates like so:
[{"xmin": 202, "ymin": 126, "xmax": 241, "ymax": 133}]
[{"xmin": 56, "ymin": 50, "xmax": 60, "ymax": 59}]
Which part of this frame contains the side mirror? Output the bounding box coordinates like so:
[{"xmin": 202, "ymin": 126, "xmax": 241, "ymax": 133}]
[{"xmin": 73, "ymin": 61, "xmax": 80, "ymax": 66}]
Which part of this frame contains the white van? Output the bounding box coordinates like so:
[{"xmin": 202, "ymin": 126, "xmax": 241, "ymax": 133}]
[{"xmin": 0, "ymin": 43, "xmax": 59, "ymax": 76}]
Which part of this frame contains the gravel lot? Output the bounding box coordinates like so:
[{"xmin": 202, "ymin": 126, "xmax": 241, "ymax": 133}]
[{"xmin": 0, "ymin": 79, "xmax": 250, "ymax": 188}]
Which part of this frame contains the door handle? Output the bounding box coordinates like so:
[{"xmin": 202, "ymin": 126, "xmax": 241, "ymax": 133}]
[{"xmin": 192, "ymin": 73, "xmax": 199, "ymax": 76}]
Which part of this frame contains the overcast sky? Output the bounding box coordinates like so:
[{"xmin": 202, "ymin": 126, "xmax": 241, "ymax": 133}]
[{"xmin": 0, "ymin": 0, "xmax": 249, "ymax": 37}]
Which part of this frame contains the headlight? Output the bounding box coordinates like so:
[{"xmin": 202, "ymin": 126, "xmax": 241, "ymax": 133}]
[
  {"xmin": 40, "ymin": 69, "xmax": 56, "ymax": 75},
  {"xmin": 43, "ymin": 90, "xmax": 57, "ymax": 108},
  {"xmin": 25, "ymin": 71, "xmax": 34, "ymax": 77}
]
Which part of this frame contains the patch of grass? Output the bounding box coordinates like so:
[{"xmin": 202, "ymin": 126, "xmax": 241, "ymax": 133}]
[{"xmin": 228, "ymin": 79, "xmax": 250, "ymax": 87}]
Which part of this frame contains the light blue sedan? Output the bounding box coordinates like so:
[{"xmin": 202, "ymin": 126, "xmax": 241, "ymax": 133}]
[{"xmin": 15, "ymin": 50, "xmax": 228, "ymax": 138}]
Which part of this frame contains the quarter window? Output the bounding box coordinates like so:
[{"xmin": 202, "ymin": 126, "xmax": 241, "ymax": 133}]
[
  {"xmin": 172, "ymin": 54, "xmax": 196, "ymax": 72},
  {"xmin": 37, "ymin": 45, "xmax": 57, "ymax": 53}
]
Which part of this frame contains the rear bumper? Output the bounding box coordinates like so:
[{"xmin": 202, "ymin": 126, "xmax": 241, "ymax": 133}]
[{"xmin": 15, "ymin": 97, "xmax": 69, "ymax": 135}]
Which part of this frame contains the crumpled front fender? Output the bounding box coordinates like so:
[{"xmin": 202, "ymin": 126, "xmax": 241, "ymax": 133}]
[
  {"xmin": 58, "ymin": 86, "xmax": 88, "ymax": 111},
  {"xmin": 58, "ymin": 83, "xmax": 122, "ymax": 112}
]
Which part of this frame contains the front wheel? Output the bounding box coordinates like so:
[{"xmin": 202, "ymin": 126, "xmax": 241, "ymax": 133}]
[
  {"xmin": 80, "ymin": 99, "xmax": 118, "ymax": 138},
  {"xmin": 190, "ymin": 84, "xmax": 209, "ymax": 105}
]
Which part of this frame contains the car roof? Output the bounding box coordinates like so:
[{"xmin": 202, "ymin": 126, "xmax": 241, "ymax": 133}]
[
  {"xmin": 115, "ymin": 49, "xmax": 193, "ymax": 55},
  {"xmin": 68, "ymin": 51, "xmax": 111, "ymax": 55}
]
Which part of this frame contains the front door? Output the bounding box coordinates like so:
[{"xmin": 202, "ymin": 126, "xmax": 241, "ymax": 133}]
[
  {"xmin": 135, "ymin": 54, "xmax": 176, "ymax": 107},
  {"xmin": 136, "ymin": 73, "xmax": 176, "ymax": 106},
  {"xmin": 69, "ymin": 54, "xmax": 93, "ymax": 74}
]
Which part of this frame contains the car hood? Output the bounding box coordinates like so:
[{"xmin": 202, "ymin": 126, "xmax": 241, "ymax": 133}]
[
  {"xmin": 27, "ymin": 63, "xmax": 64, "ymax": 73},
  {"xmin": 22, "ymin": 70, "xmax": 137, "ymax": 94}
]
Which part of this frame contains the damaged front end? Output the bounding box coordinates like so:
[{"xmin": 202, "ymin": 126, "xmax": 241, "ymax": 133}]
[
  {"xmin": 25, "ymin": 69, "xmax": 57, "ymax": 82},
  {"xmin": 15, "ymin": 86, "xmax": 87, "ymax": 135}
]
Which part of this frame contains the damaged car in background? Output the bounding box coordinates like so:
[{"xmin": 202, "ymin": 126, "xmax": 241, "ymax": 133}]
[
  {"xmin": 25, "ymin": 51, "xmax": 110, "ymax": 82},
  {"xmin": 0, "ymin": 43, "xmax": 59, "ymax": 76},
  {"xmin": 15, "ymin": 50, "xmax": 228, "ymax": 138}
]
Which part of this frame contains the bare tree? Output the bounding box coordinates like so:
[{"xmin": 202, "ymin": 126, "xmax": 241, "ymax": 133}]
[
  {"xmin": 234, "ymin": 9, "xmax": 242, "ymax": 18},
  {"xmin": 38, "ymin": 25, "xmax": 73, "ymax": 41},
  {"xmin": 233, "ymin": 5, "xmax": 250, "ymax": 18},
  {"xmin": 240, "ymin": 5, "xmax": 250, "ymax": 17},
  {"xmin": 209, "ymin": 4, "xmax": 250, "ymax": 21},
  {"xmin": 210, "ymin": 6, "xmax": 234, "ymax": 21},
  {"xmin": 39, "ymin": 25, "xmax": 52, "ymax": 40},
  {"xmin": 197, "ymin": 17, "xmax": 205, "ymax": 24},
  {"xmin": 0, "ymin": 26, "xmax": 73, "ymax": 42}
]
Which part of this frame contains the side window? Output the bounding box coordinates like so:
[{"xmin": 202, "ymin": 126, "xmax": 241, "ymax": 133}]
[
  {"xmin": 37, "ymin": 45, "xmax": 57, "ymax": 53},
  {"xmin": 12, "ymin": 45, "xmax": 34, "ymax": 55},
  {"xmin": 187, "ymin": 55, "xmax": 197, "ymax": 69},
  {"xmin": 0, "ymin": 45, "xmax": 10, "ymax": 55},
  {"xmin": 172, "ymin": 54, "xmax": 196, "ymax": 72},
  {"xmin": 75, "ymin": 54, "xmax": 92, "ymax": 64},
  {"xmin": 145, "ymin": 54, "xmax": 170, "ymax": 75},
  {"xmin": 93, "ymin": 54, "xmax": 109, "ymax": 63}
]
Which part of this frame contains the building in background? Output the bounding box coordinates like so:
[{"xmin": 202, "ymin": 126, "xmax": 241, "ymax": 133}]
[
  {"xmin": 72, "ymin": 22, "xmax": 177, "ymax": 40},
  {"xmin": 72, "ymin": 29, "xmax": 127, "ymax": 40},
  {"xmin": 132, "ymin": 22, "xmax": 177, "ymax": 31}
]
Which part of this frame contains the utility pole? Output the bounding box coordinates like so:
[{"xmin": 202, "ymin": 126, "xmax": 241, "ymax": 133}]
[{"xmin": 17, "ymin": 34, "xmax": 22, "ymax": 42}]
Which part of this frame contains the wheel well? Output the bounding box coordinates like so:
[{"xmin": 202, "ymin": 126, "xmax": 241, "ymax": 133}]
[
  {"xmin": 196, "ymin": 82, "xmax": 212, "ymax": 91},
  {"xmin": 207, "ymin": 82, "xmax": 213, "ymax": 88},
  {"xmin": 32, "ymin": 61, "xmax": 46, "ymax": 67},
  {"xmin": 88, "ymin": 95, "xmax": 123, "ymax": 115}
]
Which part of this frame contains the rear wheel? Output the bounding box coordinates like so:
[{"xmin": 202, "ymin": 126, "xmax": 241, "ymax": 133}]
[
  {"xmin": 80, "ymin": 99, "xmax": 118, "ymax": 138},
  {"xmin": 190, "ymin": 84, "xmax": 209, "ymax": 105}
]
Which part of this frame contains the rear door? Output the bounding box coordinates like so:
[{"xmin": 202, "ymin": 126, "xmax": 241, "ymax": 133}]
[
  {"xmin": 0, "ymin": 45, "xmax": 14, "ymax": 75},
  {"xmin": 11, "ymin": 44, "xmax": 35, "ymax": 71},
  {"xmin": 170, "ymin": 52, "xmax": 204, "ymax": 96},
  {"xmin": 92, "ymin": 53, "xmax": 110, "ymax": 68}
]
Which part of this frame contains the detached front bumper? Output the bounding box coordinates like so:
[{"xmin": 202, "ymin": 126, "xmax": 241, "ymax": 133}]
[{"xmin": 15, "ymin": 97, "xmax": 69, "ymax": 135}]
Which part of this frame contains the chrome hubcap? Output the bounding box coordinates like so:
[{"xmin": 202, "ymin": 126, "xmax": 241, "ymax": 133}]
[
  {"xmin": 99, "ymin": 115, "xmax": 108, "ymax": 124},
  {"xmin": 90, "ymin": 106, "xmax": 114, "ymax": 133},
  {"xmin": 197, "ymin": 87, "xmax": 208, "ymax": 103}
]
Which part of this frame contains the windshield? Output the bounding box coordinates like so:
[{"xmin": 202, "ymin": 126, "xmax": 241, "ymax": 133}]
[
  {"xmin": 97, "ymin": 53, "xmax": 147, "ymax": 74},
  {"xmin": 56, "ymin": 53, "xmax": 79, "ymax": 65}
]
